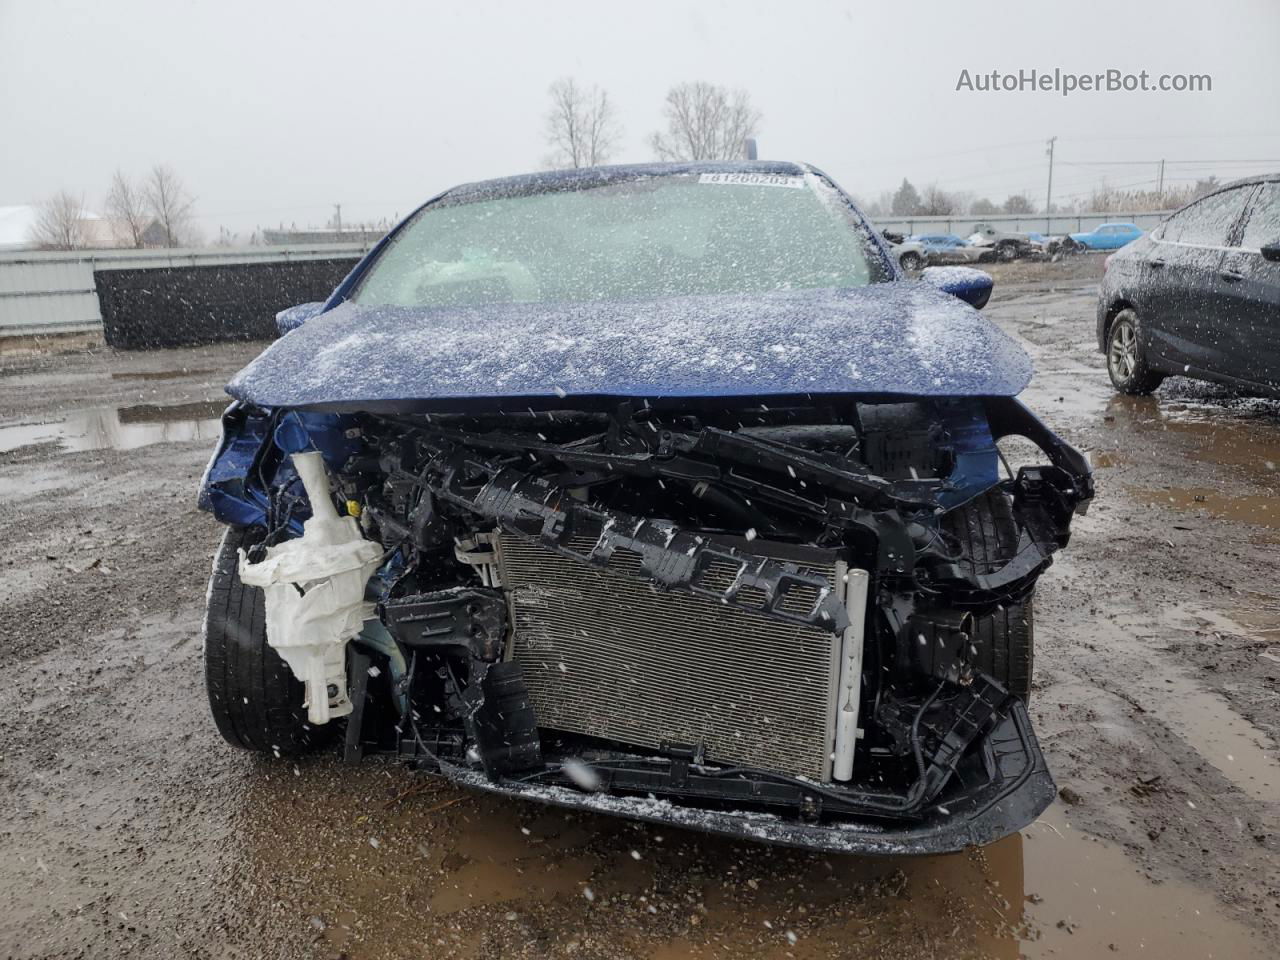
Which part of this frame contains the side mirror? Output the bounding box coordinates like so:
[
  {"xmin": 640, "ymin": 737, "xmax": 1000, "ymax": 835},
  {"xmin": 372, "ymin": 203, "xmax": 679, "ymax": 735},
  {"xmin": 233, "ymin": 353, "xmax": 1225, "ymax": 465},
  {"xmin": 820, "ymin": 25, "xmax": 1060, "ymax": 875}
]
[
  {"xmin": 275, "ymin": 302, "xmax": 325, "ymax": 335},
  {"xmin": 921, "ymin": 266, "xmax": 994, "ymax": 310},
  {"xmin": 1261, "ymin": 242, "xmax": 1280, "ymax": 263}
]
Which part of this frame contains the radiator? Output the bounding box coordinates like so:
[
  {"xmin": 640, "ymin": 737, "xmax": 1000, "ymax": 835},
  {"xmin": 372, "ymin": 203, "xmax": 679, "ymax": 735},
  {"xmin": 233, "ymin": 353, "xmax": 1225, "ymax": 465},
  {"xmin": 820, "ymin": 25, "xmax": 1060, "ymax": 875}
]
[{"xmin": 496, "ymin": 533, "xmax": 845, "ymax": 781}]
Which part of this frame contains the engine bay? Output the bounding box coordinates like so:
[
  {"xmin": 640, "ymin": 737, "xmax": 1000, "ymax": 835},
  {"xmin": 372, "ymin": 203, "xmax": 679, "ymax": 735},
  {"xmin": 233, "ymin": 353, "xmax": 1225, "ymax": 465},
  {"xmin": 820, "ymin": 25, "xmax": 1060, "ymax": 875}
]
[{"xmin": 200, "ymin": 393, "xmax": 1092, "ymax": 852}]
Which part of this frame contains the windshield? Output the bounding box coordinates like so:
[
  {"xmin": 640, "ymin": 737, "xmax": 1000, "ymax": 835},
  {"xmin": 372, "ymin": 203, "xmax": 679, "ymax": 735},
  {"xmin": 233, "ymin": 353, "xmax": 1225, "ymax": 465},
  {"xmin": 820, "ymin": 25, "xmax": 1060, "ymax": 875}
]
[{"xmin": 352, "ymin": 173, "xmax": 886, "ymax": 309}]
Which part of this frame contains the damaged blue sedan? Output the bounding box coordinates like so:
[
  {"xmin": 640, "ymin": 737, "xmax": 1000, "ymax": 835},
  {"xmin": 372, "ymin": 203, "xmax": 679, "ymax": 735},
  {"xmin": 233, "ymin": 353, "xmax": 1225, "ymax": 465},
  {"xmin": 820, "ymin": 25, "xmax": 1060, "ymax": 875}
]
[{"xmin": 198, "ymin": 161, "xmax": 1092, "ymax": 855}]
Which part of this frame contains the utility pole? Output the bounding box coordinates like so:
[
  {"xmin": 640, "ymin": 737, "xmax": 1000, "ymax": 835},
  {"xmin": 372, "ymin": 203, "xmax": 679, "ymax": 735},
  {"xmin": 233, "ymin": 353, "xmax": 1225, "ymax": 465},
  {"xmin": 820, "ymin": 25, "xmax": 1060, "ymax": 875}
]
[
  {"xmin": 1045, "ymin": 136, "xmax": 1057, "ymax": 232},
  {"xmin": 1157, "ymin": 159, "xmax": 1165, "ymax": 200}
]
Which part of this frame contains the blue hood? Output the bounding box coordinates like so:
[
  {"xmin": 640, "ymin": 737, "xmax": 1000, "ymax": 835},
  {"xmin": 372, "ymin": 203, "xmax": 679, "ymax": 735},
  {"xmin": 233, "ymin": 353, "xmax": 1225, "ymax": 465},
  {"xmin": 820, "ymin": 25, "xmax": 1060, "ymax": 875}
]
[{"xmin": 227, "ymin": 283, "xmax": 1032, "ymax": 410}]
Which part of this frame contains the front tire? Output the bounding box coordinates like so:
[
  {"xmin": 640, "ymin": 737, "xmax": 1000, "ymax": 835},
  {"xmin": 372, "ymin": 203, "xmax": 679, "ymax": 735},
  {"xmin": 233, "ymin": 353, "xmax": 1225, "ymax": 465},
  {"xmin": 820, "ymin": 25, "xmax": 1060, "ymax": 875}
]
[
  {"xmin": 899, "ymin": 251, "xmax": 924, "ymax": 272},
  {"xmin": 204, "ymin": 526, "xmax": 332, "ymax": 755},
  {"xmin": 1106, "ymin": 308, "xmax": 1164, "ymax": 395},
  {"xmin": 996, "ymin": 242, "xmax": 1018, "ymax": 262}
]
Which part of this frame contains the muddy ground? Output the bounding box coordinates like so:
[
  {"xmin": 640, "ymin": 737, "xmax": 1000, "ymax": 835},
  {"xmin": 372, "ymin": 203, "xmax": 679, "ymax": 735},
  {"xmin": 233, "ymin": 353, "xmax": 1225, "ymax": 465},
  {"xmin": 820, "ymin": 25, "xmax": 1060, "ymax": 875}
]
[{"xmin": 1, "ymin": 258, "xmax": 1277, "ymax": 959}]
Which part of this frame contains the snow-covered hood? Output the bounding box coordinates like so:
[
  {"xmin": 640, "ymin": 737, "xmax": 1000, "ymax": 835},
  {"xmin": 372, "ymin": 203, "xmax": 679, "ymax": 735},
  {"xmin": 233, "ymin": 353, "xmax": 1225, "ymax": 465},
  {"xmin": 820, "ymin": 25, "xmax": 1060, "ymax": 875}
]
[{"xmin": 226, "ymin": 283, "xmax": 1032, "ymax": 410}]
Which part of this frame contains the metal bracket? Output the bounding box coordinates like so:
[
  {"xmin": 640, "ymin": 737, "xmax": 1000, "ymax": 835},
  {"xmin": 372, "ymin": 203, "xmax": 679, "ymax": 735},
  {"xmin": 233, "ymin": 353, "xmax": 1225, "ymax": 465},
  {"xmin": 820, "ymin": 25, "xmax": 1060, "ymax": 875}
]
[
  {"xmin": 380, "ymin": 587, "xmax": 507, "ymax": 661},
  {"xmin": 343, "ymin": 648, "xmax": 372, "ymax": 763}
]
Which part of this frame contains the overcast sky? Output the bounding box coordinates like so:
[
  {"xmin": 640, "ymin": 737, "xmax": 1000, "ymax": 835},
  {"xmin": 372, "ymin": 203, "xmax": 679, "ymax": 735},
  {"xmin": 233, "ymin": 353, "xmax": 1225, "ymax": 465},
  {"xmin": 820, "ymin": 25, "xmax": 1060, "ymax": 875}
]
[{"xmin": 2, "ymin": 0, "xmax": 1277, "ymax": 236}]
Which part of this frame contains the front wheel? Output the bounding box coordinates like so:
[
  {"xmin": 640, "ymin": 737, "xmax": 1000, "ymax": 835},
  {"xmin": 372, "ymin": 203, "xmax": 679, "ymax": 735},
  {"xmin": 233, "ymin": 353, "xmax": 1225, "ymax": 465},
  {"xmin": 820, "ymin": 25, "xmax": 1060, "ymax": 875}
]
[
  {"xmin": 899, "ymin": 251, "xmax": 924, "ymax": 272},
  {"xmin": 1106, "ymin": 308, "xmax": 1164, "ymax": 395},
  {"xmin": 204, "ymin": 526, "xmax": 333, "ymax": 755}
]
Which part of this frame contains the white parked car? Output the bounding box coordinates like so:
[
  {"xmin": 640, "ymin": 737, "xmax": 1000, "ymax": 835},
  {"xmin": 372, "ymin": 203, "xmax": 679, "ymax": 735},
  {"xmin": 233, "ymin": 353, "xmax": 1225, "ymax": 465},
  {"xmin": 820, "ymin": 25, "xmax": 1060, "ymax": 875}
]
[{"xmin": 888, "ymin": 237, "xmax": 927, "ymax": 271}]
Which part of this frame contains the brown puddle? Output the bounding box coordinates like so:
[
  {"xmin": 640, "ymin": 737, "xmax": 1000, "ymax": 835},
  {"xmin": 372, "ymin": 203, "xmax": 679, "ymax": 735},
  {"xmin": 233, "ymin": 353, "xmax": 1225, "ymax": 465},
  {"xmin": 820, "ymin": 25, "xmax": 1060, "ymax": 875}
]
[
  {"xmin": 0, "ymin": 400, "xmax": 226, "ymax": 454},
  {"xmin": 1103, "ymin": 395, "xmax": 1280, "ymax": 482},
  {"xmin": 1101, "ymin": 395, "xmax": 1280, "ymax": 534},
  {"xmin": 230, "ymin": 761, "xmax": 1270, "ymax": 960},
  {"xmin": 1133, "ymin": 485, "xmax": 1280, "ymax": 531}
]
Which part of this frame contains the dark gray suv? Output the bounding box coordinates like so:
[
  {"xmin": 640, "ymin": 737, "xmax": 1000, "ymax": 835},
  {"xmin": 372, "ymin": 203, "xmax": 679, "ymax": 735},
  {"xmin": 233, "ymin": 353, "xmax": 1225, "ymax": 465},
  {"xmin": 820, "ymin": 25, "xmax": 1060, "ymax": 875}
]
[{"xmin": 1097, "ymin": 174, "xmax": 1280, "ymax": 395}]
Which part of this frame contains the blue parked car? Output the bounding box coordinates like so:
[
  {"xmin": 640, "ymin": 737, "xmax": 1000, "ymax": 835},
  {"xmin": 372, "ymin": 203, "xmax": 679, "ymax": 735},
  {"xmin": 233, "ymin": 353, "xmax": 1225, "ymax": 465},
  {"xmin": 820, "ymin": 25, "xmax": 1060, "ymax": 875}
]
[
  {"xmin": 1063, "ymin": 222, "xmax": 1143, "ymax": 251},
  {"xmin": 197, "ymin": 161, "xmax": 1092, "ymax": 856},
  {"xmin": 910, "ymin": 233, "xmax": 993, "ymax": 265}
]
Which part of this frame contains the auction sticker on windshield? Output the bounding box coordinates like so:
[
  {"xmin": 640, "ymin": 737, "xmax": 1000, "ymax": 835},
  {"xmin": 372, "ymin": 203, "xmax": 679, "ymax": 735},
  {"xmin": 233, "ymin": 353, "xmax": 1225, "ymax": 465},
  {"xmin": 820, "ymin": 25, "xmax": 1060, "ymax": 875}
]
[{"xmin": 698, "ymin": 172, "xmax": 806, "ymax": 188}]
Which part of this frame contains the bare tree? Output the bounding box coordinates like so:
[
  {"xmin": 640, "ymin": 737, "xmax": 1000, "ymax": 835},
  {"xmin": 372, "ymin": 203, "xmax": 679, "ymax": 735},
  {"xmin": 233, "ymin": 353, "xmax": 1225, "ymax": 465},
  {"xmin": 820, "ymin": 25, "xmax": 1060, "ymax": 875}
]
[
  {"xmin": 544, "ymin": 78, "xmax": 621, "ymax": 168},
  {"xmin": 1001, "ymin": 193, "xmax": 1034, "ymax": 215},
  {"xmin": 106, "ymin": 170, "xmax": 149, "ymax": 248},
  {"xmin": 918, "ymin": 184, "xmax": 959, "ymax": 216},
  {"xmin": 29, "ymin": 190, "xmax": 87, "ymax": 250},
  {"xmin": 969, "ymin": 197, "xmax": 999, "ymax": 216},
  {"xmin": 144, "ymin": 164, "xmax": 196, "ymax": 247},
  {"xmin": 649, "ymin": 82, "xmax": 761, "ymax": 162},
  {"xmin": 950, "ymin": 190, "xmax": 976, "ymax": 214}
]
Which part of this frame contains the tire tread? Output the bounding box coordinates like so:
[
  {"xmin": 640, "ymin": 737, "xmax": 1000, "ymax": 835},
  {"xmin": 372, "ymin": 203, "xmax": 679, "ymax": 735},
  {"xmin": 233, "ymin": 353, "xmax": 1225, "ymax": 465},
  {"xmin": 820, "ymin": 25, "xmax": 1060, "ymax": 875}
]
[{"xmin": 203, "ymin": 526, "xmax": 330, "ymax": 755}]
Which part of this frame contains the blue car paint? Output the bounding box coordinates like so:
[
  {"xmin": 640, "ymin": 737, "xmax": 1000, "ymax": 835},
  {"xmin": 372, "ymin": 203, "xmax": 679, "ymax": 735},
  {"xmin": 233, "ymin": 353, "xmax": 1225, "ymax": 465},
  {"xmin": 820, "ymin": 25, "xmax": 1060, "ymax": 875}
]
[
  {"xmin": 930, "ymin": 401, "xmax": 1001, "ymax": 509},
  {"xmin": 920, "ymin": 266, "xmax": 993, "ymax": 309},
  {"xmin": 200, "ymin": 404, "xmax": 362, "ymax": 530},
  {"xmin": 227, "ymin": 283, "xmax": 1031, "ymax": 411},
  {"xmin": 1068, "ymin": 223, "xmax": 1143, "ymax": 250},
  {"xmin": 198, "ymin": 403, "xmax": 276, "ymax": 527},
  {"xmin": 275, "ymin": 302, "xmax": 326, "ymax": 336}
]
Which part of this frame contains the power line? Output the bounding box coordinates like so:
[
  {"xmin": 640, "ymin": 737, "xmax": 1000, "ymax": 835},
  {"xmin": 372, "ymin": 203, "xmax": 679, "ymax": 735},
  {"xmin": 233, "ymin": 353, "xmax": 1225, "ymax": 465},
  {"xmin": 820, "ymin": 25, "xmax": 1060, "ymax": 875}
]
[
  {"xmin": 1052, "ymin": 172, "xmax": 1235, "ymax": 204},
  {"xmin": 913, "ymin": 163, "xmax": 1049, "ymax": 190},
  {"xmin": 1053, "ymin": 176, "xmax": 1163, "ymax": 202},
  {"xmin": 1060, "ymin": 158, "xmax": 1280, "ymax": 166},
  {"xmin": 1054, "ymin": 132, "xmax": 1280, "ymax": 143},
  {"xmin": 856, "ymin": 138, "xmax": 1045, "ymax": 170}
]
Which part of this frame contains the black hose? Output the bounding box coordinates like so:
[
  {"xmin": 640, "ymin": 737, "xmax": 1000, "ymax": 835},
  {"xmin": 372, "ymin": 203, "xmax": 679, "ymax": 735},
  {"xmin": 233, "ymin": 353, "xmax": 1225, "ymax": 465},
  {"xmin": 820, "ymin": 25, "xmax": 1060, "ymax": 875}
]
[{"xmin": 682, "ymin": 479, "xmax": 784, "ymax": 536}]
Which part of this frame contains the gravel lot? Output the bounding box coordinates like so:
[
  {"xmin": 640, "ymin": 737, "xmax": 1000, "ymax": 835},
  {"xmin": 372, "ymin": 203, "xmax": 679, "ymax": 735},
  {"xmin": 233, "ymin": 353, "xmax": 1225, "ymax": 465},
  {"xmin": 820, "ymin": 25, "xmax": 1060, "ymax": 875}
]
[{"xmin": 2, "ymin": 258, "xmax": 1277, "ymax": 959}]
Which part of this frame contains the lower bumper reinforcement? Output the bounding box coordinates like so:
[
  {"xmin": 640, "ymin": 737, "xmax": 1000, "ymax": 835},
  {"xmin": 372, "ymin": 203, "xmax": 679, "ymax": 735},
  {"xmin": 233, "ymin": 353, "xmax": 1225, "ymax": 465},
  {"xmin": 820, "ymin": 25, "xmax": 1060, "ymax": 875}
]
[{"xmin": 430, "ymin": 701, "xmax": 1054, "ymax": 856}]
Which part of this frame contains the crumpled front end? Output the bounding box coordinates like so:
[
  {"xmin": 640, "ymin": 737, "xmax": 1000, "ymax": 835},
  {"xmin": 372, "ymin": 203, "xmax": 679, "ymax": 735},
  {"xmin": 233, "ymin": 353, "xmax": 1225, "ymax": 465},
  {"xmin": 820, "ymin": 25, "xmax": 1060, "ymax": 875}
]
[{"xmin": 199, "ymin": 392, "xmax": 1090, "ymax": 854}]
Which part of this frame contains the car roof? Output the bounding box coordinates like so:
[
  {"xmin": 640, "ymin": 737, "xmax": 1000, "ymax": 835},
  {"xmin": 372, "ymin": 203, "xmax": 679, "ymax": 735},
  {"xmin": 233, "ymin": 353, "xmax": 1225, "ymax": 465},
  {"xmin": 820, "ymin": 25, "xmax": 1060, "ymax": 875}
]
[
  {"xmin": 1162, "ymin": 172, "xmax": 1280, "ymax": 220},
  {"xmin": 1215, "ymin": 173, "xmax": 1280, "ymax": 189},
  {"xmin": 443, "ymin": 160, "xmax": 812, "ymax": 203}
]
